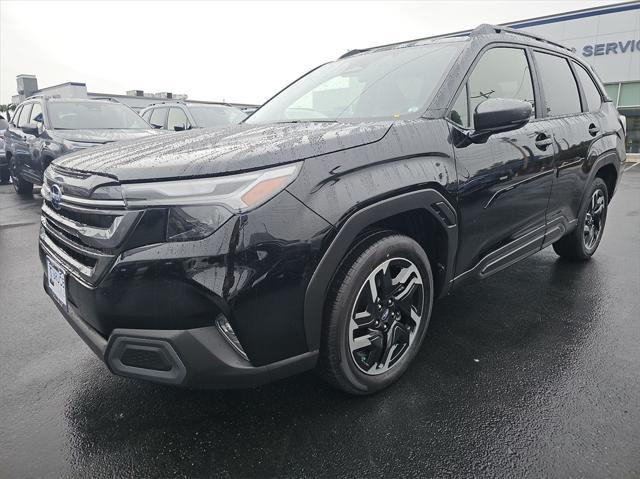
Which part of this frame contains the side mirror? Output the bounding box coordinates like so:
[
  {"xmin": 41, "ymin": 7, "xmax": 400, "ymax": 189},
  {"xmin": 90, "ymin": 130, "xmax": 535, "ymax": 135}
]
[
  {"xmin": 173, "ymin": 123, "xmax": 188, "ymax": 132},
  {"xmin": 22, "ymin": 123, "xmax": 40, "ymax": 136},
  {"xmin": 467, "ymin": 98, "xmax": 532, "ymax": 144}
]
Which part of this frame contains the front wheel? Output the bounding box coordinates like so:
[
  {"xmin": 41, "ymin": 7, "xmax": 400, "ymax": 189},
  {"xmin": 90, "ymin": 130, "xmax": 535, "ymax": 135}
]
[
  {"xmin": 319, "ymin": 233, "xmax": 433, "ymax": 395},
  {"xmin": 553, "ymin": 177, "xmax": 608, "ymax": 261},
  {"xmin": 9, "ymin": 156, "xmax": 33, "ymax": 195}
]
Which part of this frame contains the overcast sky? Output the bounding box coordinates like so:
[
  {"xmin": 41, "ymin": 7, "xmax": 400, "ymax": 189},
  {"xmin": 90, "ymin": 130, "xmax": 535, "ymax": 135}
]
[{"xmin": 0, "ymin": 0, "xmax": 622, "ymax": 106}]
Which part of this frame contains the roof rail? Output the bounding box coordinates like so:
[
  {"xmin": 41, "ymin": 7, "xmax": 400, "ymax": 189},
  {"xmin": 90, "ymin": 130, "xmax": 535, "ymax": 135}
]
[
  {"xmin": 471, "ymin": 23, "xmax": 574, "ymax": 52},
  {"xmin": 88, "ymin": 96, "xmax": 122, "ymax": 104},
  {"xmin": 25, "ymin": 93, "xmax": 60, "ymax": 101}
]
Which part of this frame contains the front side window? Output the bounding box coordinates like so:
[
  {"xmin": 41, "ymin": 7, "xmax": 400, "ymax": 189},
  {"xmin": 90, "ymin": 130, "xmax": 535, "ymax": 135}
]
[
  {"xmin": 30, "ymin": 102, "xmax": 43, "ymax": 123},
  {"xmin": 247, "ymin": 42, "xmax": 463, "ymax": 123},
  {"xmin": 149, "ymin": 108, "xmax": 168, "ymax": 129},
  {"xmin": 47, "ymin": 102, "xmax": 150, "ymax": 129},
  {"xmin": 534, "ymin": 52, "xmax": 581, "ymax": 116},
  {"xmin": 167, "ymin": 107, "xmax": 190, "ymax": 131},
  {"xmin": 451, "ymin": 47, "xmax": 535, "ymax": 128},
  {"xmin": 17, "ymin": 104, "xmax": 33, "ymax": 128}
]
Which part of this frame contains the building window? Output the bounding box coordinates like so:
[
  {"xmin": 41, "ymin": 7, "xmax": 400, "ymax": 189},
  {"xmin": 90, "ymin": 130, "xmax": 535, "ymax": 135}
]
[
  {"xmin": 607, "ymin": 82, "xmax": 640, "ymax": 154},
  {"xmin": 619, "ymin": 82, "xmax": 640, "ymax": 108}
]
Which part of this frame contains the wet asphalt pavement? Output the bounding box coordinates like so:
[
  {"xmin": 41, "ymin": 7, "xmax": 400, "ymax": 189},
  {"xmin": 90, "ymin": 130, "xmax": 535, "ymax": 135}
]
[{"xmin": 1, "ymin": 168, "xmax": 639, "ymax": 479}]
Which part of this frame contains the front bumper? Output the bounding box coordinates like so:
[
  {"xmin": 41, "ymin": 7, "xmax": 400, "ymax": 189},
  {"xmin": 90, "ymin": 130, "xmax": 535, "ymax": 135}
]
[
  {"xmin": 39, "ymin": 189, "xmax": 333, "ymax": 388},
  {"xmin": 45, "ymin": 278, "xmax": 317, "ymax": 387}
]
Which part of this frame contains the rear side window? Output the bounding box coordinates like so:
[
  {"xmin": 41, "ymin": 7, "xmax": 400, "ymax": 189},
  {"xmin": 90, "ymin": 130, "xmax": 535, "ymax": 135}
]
[
  {"xmin": 534, "ymin": 52, "xmax": 581, "ymax": 116},
  {"xmin": 449, "ymin": 47, "xmax": 535, "ymax": 128},
  {"xmin": 149, "ymin": 108, "xmax": 168, "ymax": 129},
  {"xmin": 17, "ymin": 104, "xmax": 33, "ymax": 127},
  {"xmin": 573, "ymin": 63, "xmax": 602, "ymax": 112}
]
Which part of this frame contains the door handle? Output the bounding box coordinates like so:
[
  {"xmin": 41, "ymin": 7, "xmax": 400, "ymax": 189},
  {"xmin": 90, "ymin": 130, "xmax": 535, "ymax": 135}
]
[
  {"xmin": 588, "ymin": 123, "xmax": 600, "ymax": 137},
  {"xmin": 535, "ymin": 133, "xmax": 553, "ymax": 150}
]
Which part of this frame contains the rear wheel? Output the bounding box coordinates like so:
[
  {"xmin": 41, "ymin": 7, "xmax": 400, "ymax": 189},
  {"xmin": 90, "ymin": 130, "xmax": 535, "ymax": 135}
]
[
  {"xmin": 553, "ymin": 177, "xmax": 608, "ymax": 261},
  {"xmin": 9, "ymin": 156, "xmax": 33, "ymax": 195},
  {"xmin": 319, "ymin": 233, "xmax": 433, "ymax": 394}
]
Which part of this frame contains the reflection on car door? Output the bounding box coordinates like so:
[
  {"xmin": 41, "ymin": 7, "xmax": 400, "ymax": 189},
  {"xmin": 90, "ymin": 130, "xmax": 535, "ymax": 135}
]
[
  {"xmin": 533, "ymin": 52, "xmax": 607, "ymax": 244},
  {"xmin": 13, "ymin": 103, "xmax": 37, "ymax": 181},
  {"xmin": 449, "ymin": 46, "xmax": 555, "ymax": 281}
]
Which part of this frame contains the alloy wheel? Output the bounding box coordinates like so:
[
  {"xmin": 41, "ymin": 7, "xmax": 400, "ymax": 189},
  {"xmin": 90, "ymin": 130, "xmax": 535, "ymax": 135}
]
[
  {"xmin": 348, "ymin": 257, "xmax": 425, "ymax": 375},
  {"xmin": 584, "ymin": 189, "xmax": 605, "ymax": 251}
]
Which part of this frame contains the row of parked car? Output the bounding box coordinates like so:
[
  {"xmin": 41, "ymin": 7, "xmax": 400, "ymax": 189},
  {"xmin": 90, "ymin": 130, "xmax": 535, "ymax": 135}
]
[{"xmin": 0, "ymin": 98, "xmax": 247, "ymax": 193}]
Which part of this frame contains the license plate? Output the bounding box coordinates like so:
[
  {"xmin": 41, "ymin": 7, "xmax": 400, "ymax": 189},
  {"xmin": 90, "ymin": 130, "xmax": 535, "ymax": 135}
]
[{"xmin": 46, "ymin": 256, "xmax": 67, "ymax": 308}]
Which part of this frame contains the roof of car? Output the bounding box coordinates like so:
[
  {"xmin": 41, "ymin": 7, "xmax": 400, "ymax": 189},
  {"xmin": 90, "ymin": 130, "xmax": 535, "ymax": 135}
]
[{"xmin": 339, "ymin": 23, "xmax": 575, "ymax": 60}]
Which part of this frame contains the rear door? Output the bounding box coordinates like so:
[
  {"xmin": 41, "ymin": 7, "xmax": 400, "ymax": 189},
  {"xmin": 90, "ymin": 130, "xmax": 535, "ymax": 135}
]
[
  {"xmin": 532, "ymin": 51, "xmax": 600, "ymax": 242},
  {"xmin": 449, "ymin": 45, "xmax": 555, "ymax": 279}
]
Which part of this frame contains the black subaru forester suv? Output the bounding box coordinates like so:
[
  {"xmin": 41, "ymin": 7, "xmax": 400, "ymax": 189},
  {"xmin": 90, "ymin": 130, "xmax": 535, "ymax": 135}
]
[{"xmin": 39, "ymin": 25, "xmax": 626, "ymax": 394}]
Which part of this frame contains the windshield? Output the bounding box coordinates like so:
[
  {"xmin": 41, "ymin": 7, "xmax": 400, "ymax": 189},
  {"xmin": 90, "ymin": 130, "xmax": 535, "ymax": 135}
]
[
  {"xmin": 190, "ymin": 105, "xmax": 247, "ymax": 127},
  {"xmin": 47, "ymin": 102, "xmax": 150, "ymax": 130},
  {"xmin": 247, "ymin": 42, "xmax": 462, "ymax": 124}
]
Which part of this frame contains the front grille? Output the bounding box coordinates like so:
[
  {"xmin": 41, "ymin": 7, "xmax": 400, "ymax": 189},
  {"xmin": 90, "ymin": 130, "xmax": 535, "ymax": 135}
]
[
  {"xmin": 40, "ymin": 168, "xmax": 142, "ymax": 285},
  {"xmin": 44, "ymin": 199, "xmax": 116, "ymax": 228}
]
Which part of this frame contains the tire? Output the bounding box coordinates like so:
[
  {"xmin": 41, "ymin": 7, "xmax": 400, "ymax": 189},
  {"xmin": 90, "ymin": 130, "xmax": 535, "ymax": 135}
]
[
  {"xmin": 553, "ymin": 177, "xmax": 608, "ymax": 261},
  {"xmin": 319, "ymin": 233, "xmax": 434, "ymax": 395},
  {"xmin": 9, "ymin": 156, "xmax": 33, "ymax": 195},
  {"xmin": 0, "ymin": 165, "xmax": 9, "ymax": 184}
]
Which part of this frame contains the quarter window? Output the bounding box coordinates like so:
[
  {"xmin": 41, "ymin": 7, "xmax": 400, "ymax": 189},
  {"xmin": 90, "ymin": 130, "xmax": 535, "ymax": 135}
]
[
  {"xmin": 534, "ymin": 52, "xmax": 581, "ymax": 116},
  {"xmin": 450, "ymin": 47, "xmax": 535, "ymax": 128},
  {"xmin": 11, "ymin": 106, "xmax": 23, "ymax": 126},
  {"xmin": 149, "ymin": 108, "xmax": 168, "ymax": 129},
  {"xmin": 573, "ymin": 63, "xmax": 602, "ymax": 112}
]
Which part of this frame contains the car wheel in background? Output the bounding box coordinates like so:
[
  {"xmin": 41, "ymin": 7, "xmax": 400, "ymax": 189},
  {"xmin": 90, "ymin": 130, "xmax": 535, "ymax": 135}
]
[
  {"xmin": 9, "ymin": 157, "xmax": 33, "ymax": 195},
  {"xmin": 319, "ymin": 233, "xmax": 433, "ymax": 395}
]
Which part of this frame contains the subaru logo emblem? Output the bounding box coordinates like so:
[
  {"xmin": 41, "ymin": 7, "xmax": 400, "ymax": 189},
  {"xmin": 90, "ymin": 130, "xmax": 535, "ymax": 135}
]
[{"xmin": 50, "ymin": 184, "xmax": 63, "ymax": 210}]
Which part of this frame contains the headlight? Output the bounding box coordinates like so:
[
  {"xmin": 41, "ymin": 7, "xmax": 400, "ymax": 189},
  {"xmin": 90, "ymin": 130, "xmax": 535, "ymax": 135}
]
[{"xmin": 122, "ymin": 162, "xmax": 301, "ymax": 242}]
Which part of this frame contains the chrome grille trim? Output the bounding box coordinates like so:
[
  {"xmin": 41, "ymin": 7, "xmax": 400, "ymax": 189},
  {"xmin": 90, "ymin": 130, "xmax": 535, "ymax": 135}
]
[
  {"xmin": 41, "ymin": 203, "xmax": 142, "ymax": 250},
  {"xmin": 42, "ymin": 182, "xmax": 126, "ymax": 209},
  {"xmin": 40, "ymin": 229, "xmax": 95, "ymax": 279},
  {"xmin": 40, "ymin": 169, "xmax": 139, "ymax": 285}
]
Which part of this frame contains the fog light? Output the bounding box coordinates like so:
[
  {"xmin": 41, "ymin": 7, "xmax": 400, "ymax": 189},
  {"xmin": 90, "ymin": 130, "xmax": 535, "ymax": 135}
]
[{"xmin": 215, "ymin": 315, "xmax": 249, "ymax": 361}]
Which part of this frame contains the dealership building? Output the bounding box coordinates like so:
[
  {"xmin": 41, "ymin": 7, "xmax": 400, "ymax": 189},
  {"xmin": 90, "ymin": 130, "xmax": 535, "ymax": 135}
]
[{"xmin": 508, "ymin": 1, "xmax": 640, "ymax": 155}]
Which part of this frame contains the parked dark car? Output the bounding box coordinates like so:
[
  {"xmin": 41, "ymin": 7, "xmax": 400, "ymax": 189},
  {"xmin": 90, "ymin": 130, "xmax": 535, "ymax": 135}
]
[
  {"xmin": 140, "ymin": 101, "xmax": 247, "ymax": 131},
  {"xmin": 0, "ymin": 115, "xmax": 9, "ymax": 183},
  {"xmin": 4, "ymin": 97, "xmax": 160, "ymax": 195},
  {"xmin": 39, "ymin": 25, "xmax": 626, "ymax": 394}
]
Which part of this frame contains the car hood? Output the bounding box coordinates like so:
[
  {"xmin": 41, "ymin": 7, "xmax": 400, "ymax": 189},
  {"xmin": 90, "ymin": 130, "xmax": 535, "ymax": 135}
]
[
  {"xmin": 53, "ymin": 129, "xmax": 163, "ymax": 145},
  {"xmin": 54, "ymin": 122, "xmax": 393, "ymax": 182}
]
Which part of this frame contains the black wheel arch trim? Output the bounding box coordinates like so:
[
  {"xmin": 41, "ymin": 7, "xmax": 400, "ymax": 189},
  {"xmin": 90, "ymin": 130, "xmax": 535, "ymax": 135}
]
[
  {"xmin": 303, "ymin": 188, "xmax": 458, "ymax": 352},
  {"xmin": 584, "ymin": 151, "xmax": 620, "ymax": 204}
]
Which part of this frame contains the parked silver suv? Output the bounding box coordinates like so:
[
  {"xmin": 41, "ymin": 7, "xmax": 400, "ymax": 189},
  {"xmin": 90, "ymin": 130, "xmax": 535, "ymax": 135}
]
[{"xmin": 140, "ymin": 101, "xmax": 248, "ymax": 131}]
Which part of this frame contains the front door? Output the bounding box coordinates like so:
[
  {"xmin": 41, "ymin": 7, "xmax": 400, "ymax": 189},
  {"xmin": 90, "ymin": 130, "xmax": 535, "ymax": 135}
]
[{"xmin": 448, "ymin": 46, "xmax": 555, "ymax": 280}]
